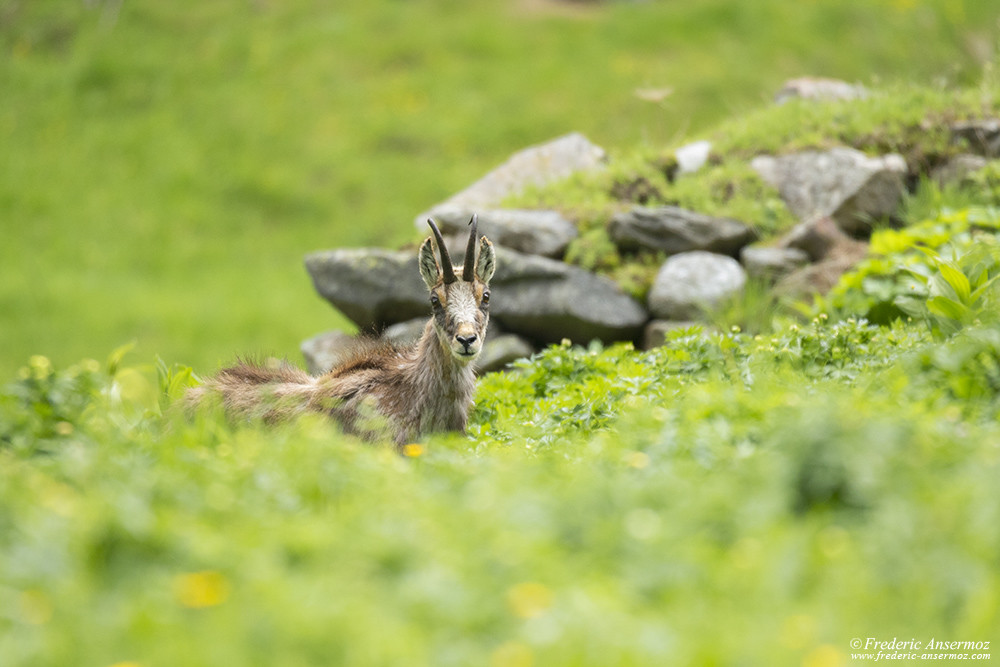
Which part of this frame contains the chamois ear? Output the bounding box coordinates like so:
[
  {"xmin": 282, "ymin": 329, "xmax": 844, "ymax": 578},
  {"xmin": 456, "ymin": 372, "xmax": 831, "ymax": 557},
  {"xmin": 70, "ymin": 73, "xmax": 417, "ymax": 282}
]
[
  {"xmin": 418, "ymin": 237, "xmax": 440, "ymax": 290},
  {"xmin": 476, "ymin": 236, "xmax": 496, "ymax": 284}
]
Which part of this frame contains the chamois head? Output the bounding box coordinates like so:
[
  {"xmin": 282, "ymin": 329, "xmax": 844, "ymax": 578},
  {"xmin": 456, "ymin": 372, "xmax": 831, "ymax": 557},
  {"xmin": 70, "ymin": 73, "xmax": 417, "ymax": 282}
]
[{"xmin": 419, "ymin": 216, "xmax": 496, "ymax": 363}]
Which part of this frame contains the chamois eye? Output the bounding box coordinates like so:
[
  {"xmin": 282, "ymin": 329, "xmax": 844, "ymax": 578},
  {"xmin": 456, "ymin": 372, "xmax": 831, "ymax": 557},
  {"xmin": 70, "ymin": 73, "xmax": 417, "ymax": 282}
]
[
  {"xmin": 430, "ymin": 293, "xmax": 440, "ymax": 306},
  {"xmin": 481, "ymin": 290, "xmax": 490, "ymax": 305}
]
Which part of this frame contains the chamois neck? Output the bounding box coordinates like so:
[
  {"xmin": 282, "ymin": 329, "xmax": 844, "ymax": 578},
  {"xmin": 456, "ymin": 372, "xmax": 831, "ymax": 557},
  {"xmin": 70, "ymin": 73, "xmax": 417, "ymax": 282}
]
[{"xmin": 407, "ymin": 320, "xmax": 477, "ymax": 400}]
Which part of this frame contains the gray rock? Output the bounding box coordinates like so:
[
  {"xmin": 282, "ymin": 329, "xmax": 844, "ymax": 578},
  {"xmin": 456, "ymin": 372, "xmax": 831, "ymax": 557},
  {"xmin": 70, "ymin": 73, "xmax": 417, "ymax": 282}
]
[
  {"xmin": 774, "ymin": 77, "xmax": 868, "ymax": 104},
  {"xmin": 648, "ymin": 251, "xmax": 747, "ymax": 320},
  {"xmin": 740, "ymin": 246, "xmax": 810, "ymax": 282},
  {"xmin": 609, "ymin": 206, "xmax": 757, "ymax": 256},
  {"xmin": 490, "ymin": 247, "xmax": 648, "ymax": 345},
  {"xmin": 675, "ymin": 140, "xmax": 712, "ymax": 176},
  {"xmin": 643, "ymin": 320, "xmax": 703, "ymax": 350},
  {"xmin": 774, "ymin": 255, "xmax": 865, "ymax": 301},
  {"xmin": 773, "ymin": 218, "xmax": 869, "ymax": 300},
  {"xmin": 777, "ymin": 216, "xmax": 868, "ymax": 263},
  {"xmin": 478, "ymin": 334, "xmax": 536, "ymax": 373},
  {"xmin": 931, "ymin": 154, "xmax": 990, "ymax": 188},
  {"xmin": 382, "ymin": 318, "xmax": 428, "ymax": 346},
  {"xmin": 424, "ymin": 132, "xmax": 607, "ymax": 213},
  {"xmin": 301, "ymin": 330, "xmax": 356, "ymax": 375},
  {"xmin": 751, "ymin": 147, "xmax": 907, "ymax": 235},
  {"xmin": 423, "ymin": 206, "xmax": 578, "ymax": 258},
  {"xmin": 304, "ymin": 249, "xmax": 427, "ymax": 331},
  {"xmin": 950, "ymin": 120, "xmax": 1000, "ymax": 158},
  {"xmin": 305, "ymin": 244, "xmax": 646, "ymax": 346}
]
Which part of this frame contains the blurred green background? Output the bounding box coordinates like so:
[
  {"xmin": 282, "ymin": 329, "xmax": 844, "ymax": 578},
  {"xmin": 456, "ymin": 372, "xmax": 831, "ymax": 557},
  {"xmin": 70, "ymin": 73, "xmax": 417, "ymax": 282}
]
[{"xmin": 2, "ymin": 0, "xmax": 998, "ymax": 379}]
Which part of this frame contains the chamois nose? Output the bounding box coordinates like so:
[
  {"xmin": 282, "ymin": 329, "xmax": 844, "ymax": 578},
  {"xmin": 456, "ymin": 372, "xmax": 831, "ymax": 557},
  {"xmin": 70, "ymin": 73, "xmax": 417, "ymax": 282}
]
[{"xmin": 456, "ymin": 334, "xmax": 477, "ymax": 350}]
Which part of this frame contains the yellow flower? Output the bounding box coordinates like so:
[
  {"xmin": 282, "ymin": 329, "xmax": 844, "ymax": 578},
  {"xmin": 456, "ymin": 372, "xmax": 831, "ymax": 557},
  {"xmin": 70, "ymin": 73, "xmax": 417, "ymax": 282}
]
[
  {"xmin": 173, "ymin": 571, "xmax": 230, "ymax": 609},
  {"xmin": 803, "ymin": 644, "xmax": 844, "ymax": 667},
  {"xmin": 506, "ymin": 582, "xmax": 552, "ymax": 619},
  {"xmin": 403, "ymin": 443, "xmax": 424, "ymax": 458},
  {"xmin": 491, "ymin": 641, "xmax": 534, "ymax": 667}
]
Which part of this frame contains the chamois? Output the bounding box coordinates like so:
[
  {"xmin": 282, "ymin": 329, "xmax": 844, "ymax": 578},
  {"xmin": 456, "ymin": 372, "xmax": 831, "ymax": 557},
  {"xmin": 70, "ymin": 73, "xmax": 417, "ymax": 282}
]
[{"xmin": 188, "ymin": 217, "xmax": 496, "ymax": 447}]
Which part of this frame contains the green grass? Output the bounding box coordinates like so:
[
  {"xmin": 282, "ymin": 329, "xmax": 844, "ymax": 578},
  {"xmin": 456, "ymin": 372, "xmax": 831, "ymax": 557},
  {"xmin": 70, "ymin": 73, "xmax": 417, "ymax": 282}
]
[
  {"xmin": 3, "ymin": 307, "xmax": 1000, "ymax": 665},
  {"xmin": 2, "ymin": 0, "xmax": 999, "ymax": 378}
]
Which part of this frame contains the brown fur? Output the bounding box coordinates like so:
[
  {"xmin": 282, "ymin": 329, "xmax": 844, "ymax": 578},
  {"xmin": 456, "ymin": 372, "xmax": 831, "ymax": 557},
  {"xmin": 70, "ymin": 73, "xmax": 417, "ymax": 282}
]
[{"xmin": 188, "ymin": 220, "xmax": 495, "ymax": 448}]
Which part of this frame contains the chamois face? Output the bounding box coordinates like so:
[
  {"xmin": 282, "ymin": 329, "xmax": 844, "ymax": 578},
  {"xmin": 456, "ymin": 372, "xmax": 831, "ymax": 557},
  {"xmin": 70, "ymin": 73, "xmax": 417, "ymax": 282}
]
[{"xmin": 419, "ymin": 219, "xmax": 496, "ymax": 363}]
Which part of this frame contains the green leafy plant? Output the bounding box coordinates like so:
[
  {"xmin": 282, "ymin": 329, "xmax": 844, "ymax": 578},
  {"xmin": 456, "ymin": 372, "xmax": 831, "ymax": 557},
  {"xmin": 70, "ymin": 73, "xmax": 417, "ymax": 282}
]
[
  {"xmin": 895, "ymin": 241, "xmax": 1000, "ymax": 339},
  {"xmin": 815, "ymin": 207, "xmax": 1000, "ymax": 324}
]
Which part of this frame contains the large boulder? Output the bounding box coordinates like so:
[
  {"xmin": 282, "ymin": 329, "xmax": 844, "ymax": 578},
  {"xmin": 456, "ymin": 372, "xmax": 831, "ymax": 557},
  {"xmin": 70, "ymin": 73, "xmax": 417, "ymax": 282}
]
[
  {"xmin": 489, "ymin": 247, "xmax": 648, "ymax": 344},
  {"xmin": 751, "ymin": 147, "xmax": 907, "ymax": 235},
  {"xmin": 423, "ymin": 206, "xmax": 578, "ymax": 258},
  {"xmin": 421, "ymin": 132, "xmax": 607, "ymax": 215},
  {"xmin": 609, "ymin": 206, "xmax": 757, "ymax": 256},
  {"xmin": 304, "ymin": 245, "xmax": 648, "ymax": 346},
  {"xmin": 304, "ymin": 249, "xmax": 426, "ymax": 331},
  {"xmin": 648, "ymin": 251, "xmax": 747, "ymax": 320}
]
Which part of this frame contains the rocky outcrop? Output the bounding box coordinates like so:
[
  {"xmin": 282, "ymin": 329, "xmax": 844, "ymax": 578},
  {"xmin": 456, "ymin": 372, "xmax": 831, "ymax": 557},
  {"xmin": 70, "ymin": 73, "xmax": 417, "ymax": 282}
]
[
  {"xmin": 751, "ymin": 147, "xmax": 907, "ymax": 235},
  {"xmin": 420, "ymin": 132, "xmax": 606, "ymax": 216},
  {"xmin": 648, "ymin": 252, "xmax": 747, "ymax": 320},
  {"xmin": 304, "ymin": 244, "xmax": 647, "ymax": 347},
  {"xmin": 609, "ymin": 206, "xmax": 757, "ymax": 256},
  {"xmin": 301, "ymin": 127, "xmax": 940, "ymax": 369},
  {"xmin": 423, "ymin": 206, "xmax": 577, "ymax": 258},
  {"xmin": 489, "ymin": 248, "xmax": 648, "ymax": 344},
  {"xmin": 304, "ymin": 249, "xmax": 426, "ymax": 331}
]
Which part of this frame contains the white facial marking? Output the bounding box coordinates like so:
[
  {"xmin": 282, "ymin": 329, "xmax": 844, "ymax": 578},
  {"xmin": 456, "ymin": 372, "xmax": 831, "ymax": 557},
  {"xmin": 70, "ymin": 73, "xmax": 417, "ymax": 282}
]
[{"xmin": 443, "ymin": 283, "xmax": 485, "ymax": 361}]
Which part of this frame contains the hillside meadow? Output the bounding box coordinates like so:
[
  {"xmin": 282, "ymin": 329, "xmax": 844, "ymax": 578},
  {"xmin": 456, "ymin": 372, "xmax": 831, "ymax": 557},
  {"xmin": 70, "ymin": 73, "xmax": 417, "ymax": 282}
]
[{"xmin": 4, "ymin": 1, "xmax": 1000, "ymax": 666}]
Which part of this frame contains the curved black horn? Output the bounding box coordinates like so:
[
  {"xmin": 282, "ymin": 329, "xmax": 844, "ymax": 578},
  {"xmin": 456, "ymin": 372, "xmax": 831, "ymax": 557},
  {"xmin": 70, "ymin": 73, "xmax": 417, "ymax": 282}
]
[
  {"xmin": 427, "ymin": 219, "xmax": 457, "ymax": 284},
  {"xmin": 463, "ymin": 214, "xmax": 478, "ymax": 282}
]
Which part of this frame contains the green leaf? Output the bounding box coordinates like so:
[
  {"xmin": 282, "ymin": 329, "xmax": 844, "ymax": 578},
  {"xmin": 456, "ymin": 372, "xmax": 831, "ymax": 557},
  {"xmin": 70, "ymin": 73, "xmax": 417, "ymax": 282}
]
[
  {"xmin": 106, "ymin": 341, "xmax": 137, "ymax": 377},
  {"xmin": 969, "ymin": 273, "xmax": 1000, "ymax": 307},
  {"xmin": 925, "ymin": 296, "xmax": 969, "ymax": 323},
  {"xmin": 936, "ymin": 261, "xmax": 971, "ymax": 305}
]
